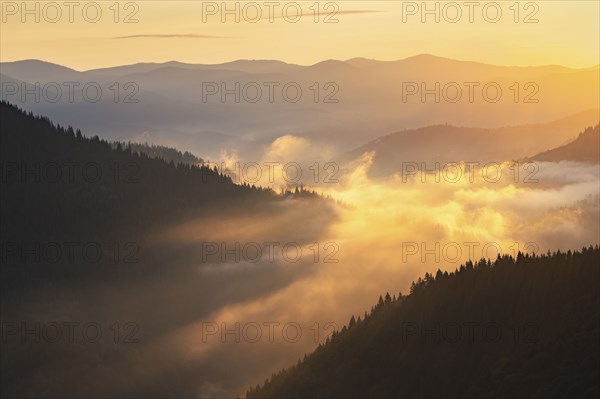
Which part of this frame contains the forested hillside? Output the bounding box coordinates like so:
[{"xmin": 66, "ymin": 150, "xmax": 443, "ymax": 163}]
[
  {"xmin": 0, "ymin": 101, "xmax": 275, "ymax": 239},
  {"xmin": 111, "ymin": 141, "xmax": 203, "ymax": 166},
  {"xmin": 528, "ymin": 125, "xmax": 600, "ymax": 163},
  {"xmin": 248, "ymin": 248, "xmax": 600, "ymax": 399},
  {"xmin": 0, "ymin": 101, "xmax": 320, "ymax": 292},
  {"xmin": 0, "ymin": 102, "xmax": 334, "ymax": 398}
]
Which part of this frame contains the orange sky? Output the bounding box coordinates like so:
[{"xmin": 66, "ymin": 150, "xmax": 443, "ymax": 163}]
[{"xmin": 1, "ymin": 1, "xmax": 599, "ymax": 69}]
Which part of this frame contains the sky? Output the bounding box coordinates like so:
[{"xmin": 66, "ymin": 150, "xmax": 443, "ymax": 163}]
[{"xmin": 1, "ymin": 1, "xmax": 599, "ymax": 70}]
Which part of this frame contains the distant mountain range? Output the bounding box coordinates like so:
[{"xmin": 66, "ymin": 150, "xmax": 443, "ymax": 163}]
[
  {"xmin": 528, "ymin": 125, "xmax": 600, "ymax": 163},
  {"xmin": 344, "ymin": 110, "xmax": 600, "ymax": 178},
  {"xmin": 1, "ymin": 55, "xmax": 598, "ymax": 160}
]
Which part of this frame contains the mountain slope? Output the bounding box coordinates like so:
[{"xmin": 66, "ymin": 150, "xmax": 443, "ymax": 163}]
[
  {"xmin": 0, "ymin": 59, "xmax": 83, "ymax": 82},
  {"xmin": 84, "ymin": 59, "xmax": 302, "ymax": 76},
  {"xmin": 248, "ymin": 248, "xmax": 600, "ymax": 399},
  {"xmin": 345, "ymin": 110, "xmax": 600, "ymax": 178},
  {"xmin": 0, "ymin": 102, "xmax": 333, "ymax": 398},
  {"xmin": 528, "ymin": 125, "xmax": 600, "ymax": 163},
  {"xmin": 1, "ymin": 57, "xmax": 598, "ymax": 160},
  {"xmin": 111, "ymin": 141, "xmax": 204, "ymax": 165},
  {"xmin": 0, "ymin": 101, "xmax": 273, "ymax": 243}
]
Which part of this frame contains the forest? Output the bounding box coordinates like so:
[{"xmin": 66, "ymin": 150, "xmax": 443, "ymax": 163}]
[
  {"xmin": 111, "ymin": 141, "xmax": 204, "ymax": 166},
  {"xmin": 0, "ymin": 101, "xmax": 321, "ymax": 293},
  {"xmin": 248, "ymin": 248, "xmax": 600, "ymax": 398}
]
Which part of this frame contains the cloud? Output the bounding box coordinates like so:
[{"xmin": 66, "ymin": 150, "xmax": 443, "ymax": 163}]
[
  {"xmin": 167, "ymin": 141, "xmax": 600, "ymax": 397},
  {"xmin": 113, "ymin": 34, "xmax": 237, "ymax": 40},
  {"xmin": 7, "ymin": 132, "xmax": 598, "ymax": 398}
]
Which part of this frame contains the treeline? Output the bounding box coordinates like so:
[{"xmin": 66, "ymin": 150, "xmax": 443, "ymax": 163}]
[
  {"xmin": 248, "ymin": 247, "xmax": 600, "ymax": 399},
  {"xmin": 0, "ymin": 101, "xmax": 322, "ymax": 290},
  {"xmin": 111, "ymin": 141, "xmax": 203, "ymax": 166},
  {"xmin": 0, "ymin": 101, "xmax": 274, "ymax": 241},
  {"xmin": 529, "ymin": 124, "xmax": 600, "ymax": 163}
]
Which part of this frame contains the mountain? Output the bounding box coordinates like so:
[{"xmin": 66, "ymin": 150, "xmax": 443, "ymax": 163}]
[
  {"xmin": 248, "ymin": 247, "xmax": 600, "ymax": 399},
  {"xmin": 0, "ymin": 102, "xmax": 333, "ymax": 398},
  {"xmin": 1, "ymin": 56, "xmax": 598, "ymax": 160},
  {"xmin": 0, "ymin": 59, "xmax": 84, "ymax": 82},
  {"xmin": 346, "ymin": 53, "xmax": 574, "ymax": 80},
  {"xmin": 85, "ymin": 59, "xmax": 302, "ymax": 76},
  {"xmin": 0, "ymin": 100, "xmax": 325, "ymax": 285},
  {"xmin": 0, "ymin": 101, "xmax": 271, "ymax": 243},
  {"xmin": 527, "ymin": 125, "xmax": 600, "ymax": 163},
  {"xmin": 345, "ymin": 109, "xmax": 600, "ymax": 178}
]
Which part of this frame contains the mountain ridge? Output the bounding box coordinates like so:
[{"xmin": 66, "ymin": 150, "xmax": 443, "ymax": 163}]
[
  {"xmin": 3, "ymin": 54, "xmax": 597, "ymax": 75},
  {"xmin": 247, "ymin": 247, "xmax": 600, "ymax": 399}
]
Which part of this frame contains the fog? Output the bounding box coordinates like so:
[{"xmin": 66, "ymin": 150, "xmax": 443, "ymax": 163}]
[
  {"xmin": 2, "ymin": 57, "xmax": 598, "ymax": 162},
  {"xmin": 2, "ymin": 107, "xmax": 598, "ymax": 397},
  {"xmin": 139, "ymin": 142, "xmax": 599, "ymax": 397}
]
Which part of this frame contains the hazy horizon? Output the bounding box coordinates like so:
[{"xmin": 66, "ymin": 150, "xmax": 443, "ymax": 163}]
[
  {"xmin": 3, "ymin": 53, "xmax": 600, "ymax": 71},
  {"xmin": 2, "ymin": 1, "xmax": 598, "ymax": 69}
]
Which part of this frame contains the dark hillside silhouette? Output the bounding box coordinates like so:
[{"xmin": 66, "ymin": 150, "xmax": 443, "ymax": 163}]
[
  {"xmin": 248, "ymin": 248, "xmax": 600, "ymax": 399},
  {"xmin": 111, "ymin": 141, "xmax": 204, "ymax": 166},
  {"xmin": 0, "ymin": 102, "xmax": 332, "ymax": 398},
  {"xmin": 0, "ymin": 101, "xmax": 321, "ymax": 291},
  {"xmin": 528, "ymin": 125, "xmax": 600, "ymax": 163}
]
